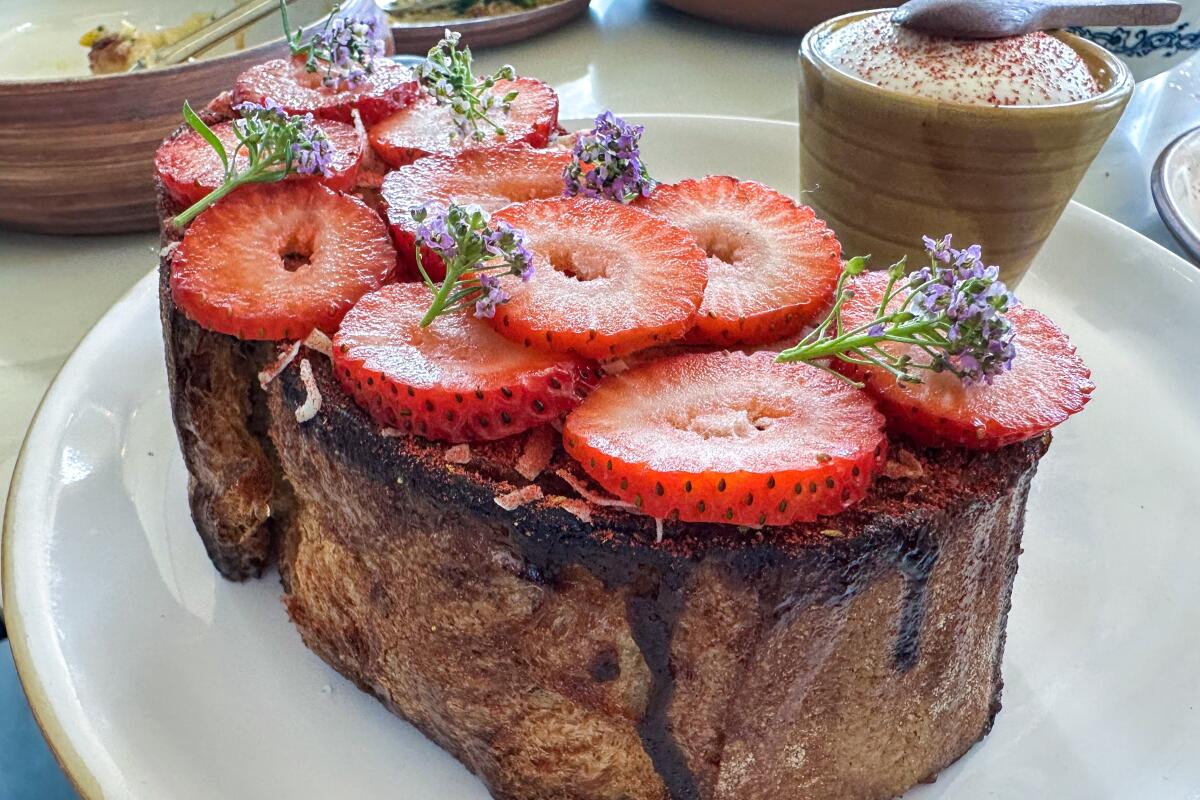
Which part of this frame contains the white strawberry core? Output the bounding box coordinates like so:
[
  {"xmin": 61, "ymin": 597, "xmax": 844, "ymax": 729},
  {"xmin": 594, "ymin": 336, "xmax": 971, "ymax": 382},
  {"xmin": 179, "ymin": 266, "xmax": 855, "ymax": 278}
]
[
  {"xmin": 544, "ymin": 241, "xmax": 609, "ymax": 281},
  {"xmin": 666, "ymin": 403, "xmax": 784, "ymax": 440}
]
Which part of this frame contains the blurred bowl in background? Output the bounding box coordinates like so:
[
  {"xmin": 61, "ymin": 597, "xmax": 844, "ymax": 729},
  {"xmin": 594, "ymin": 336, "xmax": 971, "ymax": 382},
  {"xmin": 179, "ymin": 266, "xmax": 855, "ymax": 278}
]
[
  {"xmin": 1151, "ymin": 124, "xmax": 1200, "ymax": 262},
  {"xmin": 1069, "ymin": 0, "xmax": 1200, "ymax": 82},
  {"xmin": 386, "ymin": 0, "xmax": 591, "ymax": 52},
  {"xmin": 655, "ymin": 0, "xmax": 886, "ymax": 33},
  {"xmin": 0, "ymin": 0, "xmax": 382, "ymax": 235}
]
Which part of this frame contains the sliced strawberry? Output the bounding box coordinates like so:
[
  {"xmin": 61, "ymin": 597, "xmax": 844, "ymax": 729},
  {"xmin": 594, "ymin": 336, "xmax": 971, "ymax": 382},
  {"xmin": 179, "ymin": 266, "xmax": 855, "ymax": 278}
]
[
  {"xmin": 368, "ymin": 78, "xmax": 558, "ymax": 168},
  {"xmin": 562, "ymin": 351, "xmax": 887, "ymax": 526},
  {"xmin": 233, "ymin": 57, "xmax": 420, "ymax": 125},
  {"xmin": 332, "ymin": 282, "xmax": 598, "ymax": 442},
  {"xmin": 837, "ymin": 271, "xmax": 1093, "ymax": 449},
  {"xmin": 637, "ymin": 176, "xmax": 841, "ymax": 346},
  {"xmin": 155, "ymin": 119, "xmax": 362, "ymax": 208},
  {"xmin": 380, "ymin": 145, "xmax": 572, "ymax": 282},
  {"xmin": 488, "ymin": 197, "xmax": 708, "ymax": 359},
  {"xmin": 170, "ymin": 181, "xmax": 396, "ymax": 341}
]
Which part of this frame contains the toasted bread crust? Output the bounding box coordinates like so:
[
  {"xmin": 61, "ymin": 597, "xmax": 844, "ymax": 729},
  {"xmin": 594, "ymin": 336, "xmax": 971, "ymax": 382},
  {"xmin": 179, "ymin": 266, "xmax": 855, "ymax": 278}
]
[
  {"xmin": 262, "ymin": 359, "xmax": 1040, "ymax": 799},
  {"xmin": 158, "ymin": 158, "xmax": 1047, "ymax": 798}
]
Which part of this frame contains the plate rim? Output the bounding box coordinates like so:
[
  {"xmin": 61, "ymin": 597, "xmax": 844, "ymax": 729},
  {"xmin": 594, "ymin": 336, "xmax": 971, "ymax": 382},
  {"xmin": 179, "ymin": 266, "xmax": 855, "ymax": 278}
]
[{"xmin": 4, "ymin": 113, "xmax": 1198, "ymax": 800}]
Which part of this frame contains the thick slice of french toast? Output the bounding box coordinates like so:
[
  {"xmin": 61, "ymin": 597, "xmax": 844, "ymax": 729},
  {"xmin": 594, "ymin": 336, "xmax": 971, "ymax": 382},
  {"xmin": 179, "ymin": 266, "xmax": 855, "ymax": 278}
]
[{"xmin": 158, "ymin": 174, "xmax": 1048, "ymax": 799}]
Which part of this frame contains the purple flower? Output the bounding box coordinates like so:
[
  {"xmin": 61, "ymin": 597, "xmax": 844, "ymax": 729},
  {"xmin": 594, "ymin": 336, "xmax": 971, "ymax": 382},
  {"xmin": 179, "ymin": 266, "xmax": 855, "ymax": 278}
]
[
  {"xmin": 299, "ymin": 13, "xmax": 384, "ymax": 91},
  {"xmin": 292, "ymin": 117, "xmax": 333, "ymax": 177},
  {"xmin": 474, "ymin": 272, "xmax": 510, "ymax": 318},
  {"xmin": 563, "ymin": 110, "xmax": 656, "ymax": 204},
  {"xmin": 409, "ymin": 200, "xmax": 535, "ymax": 326},
  {"xmin": 907, "ymin": 237, "xmax": 1017, "ymax": 385},
  {"xmin": 418, "ymin": 31, "xmax": 517, "ymax": 141},
  {"xmin": 922, "ymin": 234, "xmax": 954, "ymax": 264},
  {"xmin": 412, "ymin": 204, "xmax": 459, "ymax": 261}
]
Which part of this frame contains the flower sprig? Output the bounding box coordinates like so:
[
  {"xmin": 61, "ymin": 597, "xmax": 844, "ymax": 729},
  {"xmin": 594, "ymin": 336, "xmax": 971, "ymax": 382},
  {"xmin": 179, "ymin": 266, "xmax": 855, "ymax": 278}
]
[
  {"xmin": 776, "ymin": 236, "xmax": 1017, "ymax": 386},
  {"xmin": 281, "ymin": 0, "xmax": 384, "ymax": 90},
  {"xmin": 418, "ymin": 30, "xmax": 518, "ymax": 141},
  {"xmin": 172, "ymin": 99, "xmax": 332, "ymax": 227},
  {"xmin": 412, "ymin": 201, "xmax": 534, "ymax": 327},
  {"xmin": 563, "ymin": 111, "xmax": 656, "ymax": 203}
]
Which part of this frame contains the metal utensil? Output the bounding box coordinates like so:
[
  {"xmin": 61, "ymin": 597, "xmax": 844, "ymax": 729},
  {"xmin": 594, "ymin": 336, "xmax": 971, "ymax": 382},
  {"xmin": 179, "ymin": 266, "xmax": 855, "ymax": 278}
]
[
  {"xmin": 893, "ymin": 0, "xmax": 1181, "ymax": 38},
  {"xmin": 134, "ymin": 0, "xmax": 294, "ymax": 71}
]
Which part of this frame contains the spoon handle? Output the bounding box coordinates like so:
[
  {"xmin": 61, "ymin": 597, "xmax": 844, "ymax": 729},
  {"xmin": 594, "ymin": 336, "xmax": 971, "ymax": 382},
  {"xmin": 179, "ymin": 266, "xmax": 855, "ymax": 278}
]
[{"xmin": 1037, "ymin": 0, "xmax": 1182, "ymax": 28}]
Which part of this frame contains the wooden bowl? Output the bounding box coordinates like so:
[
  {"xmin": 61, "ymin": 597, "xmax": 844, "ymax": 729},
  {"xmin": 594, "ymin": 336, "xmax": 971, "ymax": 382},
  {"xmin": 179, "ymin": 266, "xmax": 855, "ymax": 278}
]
[
  {"xmin": 387, "ymin": 0, "xmax": 591, "ymax": 53},
  {"xmin": 655, "ymin": 0, "xmax": 885, "ymax": 33},
  {"xmin": 0, "ymin": 0, "xmax": 381, "ymax": 235}
]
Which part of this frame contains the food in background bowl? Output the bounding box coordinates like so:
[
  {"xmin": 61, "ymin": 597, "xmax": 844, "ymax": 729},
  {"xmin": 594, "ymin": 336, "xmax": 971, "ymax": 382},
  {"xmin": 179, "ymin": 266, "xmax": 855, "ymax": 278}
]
[
  {"xmin": 79, "ymin": 12, "xmax": 216, "ymax": 74},
  {"xmin": 0, "ymin": 0, "xmax": 386, "ymax": 234},
  {"xmin": 384, "ymin": 0, "xmax": 564, "ymax": 23}
]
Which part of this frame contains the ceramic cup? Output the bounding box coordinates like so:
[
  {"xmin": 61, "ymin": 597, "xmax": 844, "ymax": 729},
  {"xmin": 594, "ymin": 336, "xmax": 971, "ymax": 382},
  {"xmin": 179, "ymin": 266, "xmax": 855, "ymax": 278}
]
[
  {"xmin": 798, "ymin": 10, "xmax": 1134, "ymax": 286},
  {"xmin": 1068, "ymin": 0, "xmax": 1200, "ymax": 82}
]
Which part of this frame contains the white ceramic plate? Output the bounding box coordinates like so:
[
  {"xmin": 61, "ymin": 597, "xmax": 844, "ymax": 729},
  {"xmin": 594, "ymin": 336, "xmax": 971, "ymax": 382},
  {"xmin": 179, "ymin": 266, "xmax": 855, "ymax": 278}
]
[{"xmin": 5, "ymin": 116, "xmax": 1200, "ymax": 800}]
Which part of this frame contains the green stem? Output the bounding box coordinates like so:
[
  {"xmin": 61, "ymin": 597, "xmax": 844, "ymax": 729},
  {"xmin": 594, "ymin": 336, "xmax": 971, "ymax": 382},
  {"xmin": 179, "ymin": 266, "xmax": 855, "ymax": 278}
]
[
  {"xmin": 173, "ymin": 175, "xmax": 250, "ymax": 227},
  {"xmin": 776, "ymin": 319, "xmax": 939, "ymax": 364},
  {"xmin": 419, "ymin": 262, "xmax": 463, "ymax": 327}
]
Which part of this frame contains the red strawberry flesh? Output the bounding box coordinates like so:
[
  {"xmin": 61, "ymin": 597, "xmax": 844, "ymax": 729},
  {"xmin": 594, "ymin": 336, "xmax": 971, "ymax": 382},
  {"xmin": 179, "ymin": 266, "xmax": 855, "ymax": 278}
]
[
  {"xmin": 333, "ymin": 282, "xmax": 598, "ymax": 442},
  {"xmin": 380, "ymin": 145, "xmax": 572, "ymax": 281},
  {"xmin": 837, "ymin": 270, "xmax": 1094, "ymax": 449},
  {"xmin": 155, "ymin": 119, "xmax": 362, "ymax": 208},
  {"xmin": 490, "ymin": 197, "xmax": 709, "ymax": 359},
  {"xmin": 638, "ymin": 176, "xmax": 842, "ymax": 345},
  {"xmin": 233, "ymin": 57, "xmax": 420, "ymax": 125},
  {"xmin": 563, "ymin": 350, "xmax": 887, "ymax": 525},
  {"xmin": 170, "ymin": 181, "xmax": 396, "ymax": 341},
  {"xmin": 368, "ymin": 78, "xmax": 558, "ymax": 167}
]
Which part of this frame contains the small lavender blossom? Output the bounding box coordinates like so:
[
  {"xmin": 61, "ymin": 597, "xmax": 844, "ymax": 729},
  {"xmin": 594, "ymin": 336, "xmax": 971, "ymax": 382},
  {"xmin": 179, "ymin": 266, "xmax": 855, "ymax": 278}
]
[
  {"xmin": 563, "ymin": 111, "xmax": 656, "ymax": 204},
  {"xmin": 282, "ymin": 1, "xmax": 385, "ymax": 91},
  {"xmin": 173, "ymin": 99, "xmax": 333, "ymax": 226},
  {"xmin": 418, "ymin": 30, "xmax": 518, "ymax": 141},
  {"xmin": 292, "ymin": 118, "xmax": 334, "ymax": 177},
  {"xmin": 474, "ymin": 273, "xmax": 510, "ymax": 318},
  {"xmin": 777, "ymin": 238, "xmax": 1018, "ymax": 387},
  {"xmin": 411, "ymin": 201, "xmax": 534, "ymax": 327}
]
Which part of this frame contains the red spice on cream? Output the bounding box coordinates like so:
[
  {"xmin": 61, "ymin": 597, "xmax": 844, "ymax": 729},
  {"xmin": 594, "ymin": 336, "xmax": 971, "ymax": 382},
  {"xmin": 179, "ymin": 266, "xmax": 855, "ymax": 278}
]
[{"xmin": 818, "ymin": 12, "xmax": 1100, "ymax": 107}]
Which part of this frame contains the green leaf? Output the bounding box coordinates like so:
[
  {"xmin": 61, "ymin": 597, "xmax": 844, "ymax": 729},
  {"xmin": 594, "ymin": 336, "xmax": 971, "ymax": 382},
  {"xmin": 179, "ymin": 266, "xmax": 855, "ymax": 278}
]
[{"xmin": 182, "ymin": 100, "xmax": 228, "ymax": 170}]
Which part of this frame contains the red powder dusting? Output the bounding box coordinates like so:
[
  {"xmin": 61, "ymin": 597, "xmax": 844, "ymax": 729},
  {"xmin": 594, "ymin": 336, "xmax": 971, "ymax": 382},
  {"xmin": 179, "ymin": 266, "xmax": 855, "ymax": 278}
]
[{"xmin": 821, "ymin": 13, "xmax": 1100, "ymax": 107}]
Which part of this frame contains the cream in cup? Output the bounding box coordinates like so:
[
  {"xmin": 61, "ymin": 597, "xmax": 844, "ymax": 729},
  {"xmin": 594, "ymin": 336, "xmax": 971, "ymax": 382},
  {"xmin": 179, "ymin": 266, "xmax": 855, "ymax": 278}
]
[{"xmin": 799, "ymin": 10, "xmax": 1133, "ymax": 285}]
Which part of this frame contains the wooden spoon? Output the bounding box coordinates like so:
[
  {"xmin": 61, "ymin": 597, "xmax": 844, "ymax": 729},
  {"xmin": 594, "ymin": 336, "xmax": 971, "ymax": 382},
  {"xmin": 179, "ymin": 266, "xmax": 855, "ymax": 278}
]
[{"xmin": 893, "ymin": 0, "xmax": 1182, "ymax": 38}]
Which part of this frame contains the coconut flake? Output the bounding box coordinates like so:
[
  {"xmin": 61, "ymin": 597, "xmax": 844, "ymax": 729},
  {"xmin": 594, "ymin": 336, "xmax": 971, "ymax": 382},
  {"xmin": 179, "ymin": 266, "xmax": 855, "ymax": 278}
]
[
  {"xmin": 445, "ymin": 443, "xmax": 472, "ymax": 464},
  {"xmin": 494, "ymin": 484, "xmax": 544, "ymax": 511},
  {"xmin": 515, "ymin": 427, "xmax": 555, "ymax": 481},
  {"xmin": 655, "ymin": 517, "xmax": 664, "ymax": 544},
  {"xmin": 555, "ymin": 497, "xmax": 593, "ymax": 523},
  {"xmin": 380, "ymin": 427, "xmax": 406, "ymax": 437},
  {"xmin": 258, "ymin": 340, "xmax": 303, "ymax": 389},
  {"xmin": 882, "ymin": 449, "xmax": 924, "ymax": 480},
  {"xmin": 159, "ymin": 241, "xmax": 180, "ymax": 260},
  {"xmin": 295, "ymin": 358, "xmax": 322, "ymax": 423},
  {"xmin": 554, "ymin": 469, "xmax": 638, "ymax": 510},
  {"xmin": 303, "ymin": 328, "xmax": 333, "ymax": 358}
]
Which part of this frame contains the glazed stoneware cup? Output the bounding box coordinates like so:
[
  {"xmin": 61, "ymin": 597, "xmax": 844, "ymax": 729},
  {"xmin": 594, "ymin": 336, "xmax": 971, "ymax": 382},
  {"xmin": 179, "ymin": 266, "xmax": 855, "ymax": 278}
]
[{"xmin": 798, "ymin": 10, "xmax": 1134, "ymax": 286}]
